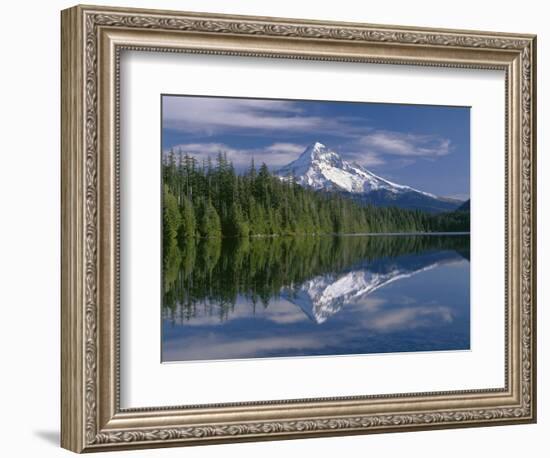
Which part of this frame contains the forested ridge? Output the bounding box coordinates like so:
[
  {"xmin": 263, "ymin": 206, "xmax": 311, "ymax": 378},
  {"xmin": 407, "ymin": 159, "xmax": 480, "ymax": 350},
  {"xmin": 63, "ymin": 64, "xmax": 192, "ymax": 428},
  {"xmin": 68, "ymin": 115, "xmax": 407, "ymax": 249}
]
[{"xmin": 162, "ymin": 151, "xmax": 469, "ymax": 250}]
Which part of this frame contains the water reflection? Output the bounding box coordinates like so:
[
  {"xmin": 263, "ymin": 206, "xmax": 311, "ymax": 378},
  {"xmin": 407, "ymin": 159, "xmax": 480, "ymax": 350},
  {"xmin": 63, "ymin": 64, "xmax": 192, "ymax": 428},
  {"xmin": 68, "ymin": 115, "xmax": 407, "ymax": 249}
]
[{"xmin": 162, "ymin": 235, "xmax": 470, "ymax": 361}]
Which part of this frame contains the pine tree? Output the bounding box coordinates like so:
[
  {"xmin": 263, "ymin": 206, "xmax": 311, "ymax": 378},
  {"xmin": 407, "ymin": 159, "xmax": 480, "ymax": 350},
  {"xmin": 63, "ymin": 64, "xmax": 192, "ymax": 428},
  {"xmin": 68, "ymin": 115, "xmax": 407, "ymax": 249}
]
[
  {"xmin": 178, "ymin": 194, "xmax": 196, "ymax": 240},
  {"xmin": 226, "ymin": 202, "xmax": 250, "ymax": 238},
  {"xmin": 163, "ymin": 185, "xmax": 181, "ymax": 246},
  {"xmin": 198, "ymin": 198, "xmax": 222, "ymax": 238}
]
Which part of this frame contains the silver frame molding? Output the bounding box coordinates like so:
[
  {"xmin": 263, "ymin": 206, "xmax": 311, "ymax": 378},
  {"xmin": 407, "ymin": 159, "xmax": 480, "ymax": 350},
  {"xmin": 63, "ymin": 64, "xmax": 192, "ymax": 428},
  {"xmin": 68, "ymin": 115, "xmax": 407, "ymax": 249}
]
[{"xmin": 61, "ymin": 4, "xmax": 537, "ymax": 453}]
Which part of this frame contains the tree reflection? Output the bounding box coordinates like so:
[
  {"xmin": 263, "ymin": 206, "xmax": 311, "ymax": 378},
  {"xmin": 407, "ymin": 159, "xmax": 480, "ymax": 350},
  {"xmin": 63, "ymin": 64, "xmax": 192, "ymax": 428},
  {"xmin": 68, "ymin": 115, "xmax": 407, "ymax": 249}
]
[{"xmin": 162, "ymin": 235, "xmax": 469, "ymax": 323}]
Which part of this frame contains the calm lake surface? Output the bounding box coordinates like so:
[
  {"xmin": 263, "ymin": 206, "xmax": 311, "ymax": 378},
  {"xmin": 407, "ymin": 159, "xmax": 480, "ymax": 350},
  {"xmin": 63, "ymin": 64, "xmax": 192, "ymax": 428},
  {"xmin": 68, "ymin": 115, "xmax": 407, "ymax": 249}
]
[{"xmin": 162, "ymin": 234, "xmax": 470, "ymax": 362}]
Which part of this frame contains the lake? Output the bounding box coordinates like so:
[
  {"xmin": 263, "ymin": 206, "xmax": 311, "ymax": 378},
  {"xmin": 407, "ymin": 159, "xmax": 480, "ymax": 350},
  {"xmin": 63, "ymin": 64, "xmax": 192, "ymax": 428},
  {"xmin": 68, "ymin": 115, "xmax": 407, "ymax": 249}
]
[{"xmin": 162, "ymin": 234, "xmax": 470, "ymax": 362}]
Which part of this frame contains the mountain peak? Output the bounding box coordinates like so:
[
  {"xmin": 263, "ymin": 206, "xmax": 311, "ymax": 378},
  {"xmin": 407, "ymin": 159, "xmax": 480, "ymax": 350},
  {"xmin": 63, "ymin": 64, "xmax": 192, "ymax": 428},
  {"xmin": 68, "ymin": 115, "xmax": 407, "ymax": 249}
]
[
  {"xmin": 311, "ymin": 141, "xmax": 326, "ymax": 150},
  {"xmin": 278, "ymin": 142, "xmax": 398, "ymax": 194},
  {"xmin": 302, "ymin": 141, "xmax": 338, "ymax": 160},
  {"xmin": 275, "ymin": 142, "xmax": 459, "ymax": 212}
]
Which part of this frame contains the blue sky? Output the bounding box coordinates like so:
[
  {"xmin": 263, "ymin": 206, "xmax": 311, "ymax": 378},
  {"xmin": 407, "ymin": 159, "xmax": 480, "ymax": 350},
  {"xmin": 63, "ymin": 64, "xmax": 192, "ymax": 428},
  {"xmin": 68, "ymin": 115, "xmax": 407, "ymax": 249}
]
[{"xmin": 162, "ymin": 95, "xmax": 470, "ymax": 200}]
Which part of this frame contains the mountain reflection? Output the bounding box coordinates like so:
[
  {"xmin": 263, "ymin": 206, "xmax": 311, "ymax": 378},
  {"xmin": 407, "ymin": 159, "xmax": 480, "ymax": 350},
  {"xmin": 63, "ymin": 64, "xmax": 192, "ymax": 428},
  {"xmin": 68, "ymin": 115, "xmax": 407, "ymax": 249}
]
[
  {"xmin": 283, "ymin": 248, "xmax": 463, "ymax": 324},
  {"xmin": 163, "ymin": 235, "xmax": 469, "ymax": 325}
]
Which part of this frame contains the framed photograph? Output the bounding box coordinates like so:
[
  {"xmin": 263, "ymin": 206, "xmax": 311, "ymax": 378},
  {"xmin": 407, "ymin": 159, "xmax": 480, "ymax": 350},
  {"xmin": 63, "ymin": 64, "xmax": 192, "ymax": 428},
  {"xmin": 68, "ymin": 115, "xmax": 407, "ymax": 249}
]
[{"xmin": 61, "ymin": 4, "xmax": 537, "ymax": 453}]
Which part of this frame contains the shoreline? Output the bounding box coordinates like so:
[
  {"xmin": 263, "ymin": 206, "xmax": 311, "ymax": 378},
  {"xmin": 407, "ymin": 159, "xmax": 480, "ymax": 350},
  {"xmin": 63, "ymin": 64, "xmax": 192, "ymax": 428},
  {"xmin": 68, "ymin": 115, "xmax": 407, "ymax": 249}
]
[
  {"xmin": 333, "ymin": 231, "xmax": 470, "ymax": 237},
  {"xmin": 187, "ymin": 231, "xmax": 470, "ymax": 240},
  {"xmin": 247, "ymin": 232, "xmax": 470, "ymax": 238}
]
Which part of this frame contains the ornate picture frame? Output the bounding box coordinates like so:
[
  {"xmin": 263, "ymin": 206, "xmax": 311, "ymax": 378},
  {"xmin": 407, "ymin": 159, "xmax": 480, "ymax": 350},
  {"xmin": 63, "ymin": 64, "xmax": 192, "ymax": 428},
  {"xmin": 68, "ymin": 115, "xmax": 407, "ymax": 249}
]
[{"xmin": 61, "ymin": 4, "xmax": 536, "ymax": 453}]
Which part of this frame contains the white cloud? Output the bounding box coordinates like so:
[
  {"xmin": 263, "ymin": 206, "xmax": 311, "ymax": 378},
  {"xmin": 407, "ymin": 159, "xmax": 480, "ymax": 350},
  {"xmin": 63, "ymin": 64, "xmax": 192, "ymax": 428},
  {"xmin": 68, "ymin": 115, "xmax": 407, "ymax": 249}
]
[
  {"xmin": 264, "ymin": 142, "xmax": 305, "ymax": 154},
  {"xmin": 359, "ymin": 131, "xmax": 452, "ymax": 157},
  {"xmin": 164, "ymin": 130, "xmax": 453, "ymax": 174},
  {"xmin": 162, "ymin": 96, "xmax": 455, "ymax": 171},
  {"xmin": 345, "ymin": 150, "xmax": 386, "ymax": 167},
  {"xmin": 163, "ymin": 96, "xmax": 339, "ymax": 134},
  {"xmin": 165, "ymin": 142, "xmax": 306, "ymax": 170}
]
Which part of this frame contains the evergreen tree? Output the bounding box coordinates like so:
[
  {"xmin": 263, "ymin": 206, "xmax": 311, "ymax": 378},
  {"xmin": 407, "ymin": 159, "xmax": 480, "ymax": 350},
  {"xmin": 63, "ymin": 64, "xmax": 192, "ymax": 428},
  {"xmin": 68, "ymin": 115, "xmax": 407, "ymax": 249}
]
[
  {"xmin": 163, "ymin": 185, "xmax": 181, "ymax": 247},
  {"xmin": 198, "ymin": 198, "xmax": 222, "ymax": 238},
  {"xmin": 178, "ymin": 194, "xmax": 196, "ymax": 241},
  {"xmin": 226, "ymin": 202, "xmax": 250, "ymax": 238}
]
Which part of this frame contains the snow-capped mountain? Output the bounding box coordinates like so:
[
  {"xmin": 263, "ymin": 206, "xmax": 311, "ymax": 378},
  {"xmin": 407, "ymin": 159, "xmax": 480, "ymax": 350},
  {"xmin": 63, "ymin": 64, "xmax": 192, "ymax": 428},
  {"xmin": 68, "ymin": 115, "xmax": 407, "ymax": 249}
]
[
  {"xmin": 282, "ymin": 249, "xmax": 463, "ymax": 324},
  {"xmin": 277, "ymin": 142, "xmax": 432, "ymax": 196},
  {"xmin": 276, "ymin": 142, "xmax": 462, "ymax": 213}
]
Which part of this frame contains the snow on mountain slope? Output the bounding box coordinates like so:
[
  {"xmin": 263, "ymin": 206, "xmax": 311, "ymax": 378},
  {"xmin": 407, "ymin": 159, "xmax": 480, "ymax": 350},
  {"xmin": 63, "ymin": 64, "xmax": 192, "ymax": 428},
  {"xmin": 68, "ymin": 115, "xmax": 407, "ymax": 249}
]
[{"xmin": 276, "ymin": 142, "xmax": 436, "ymax": 197}]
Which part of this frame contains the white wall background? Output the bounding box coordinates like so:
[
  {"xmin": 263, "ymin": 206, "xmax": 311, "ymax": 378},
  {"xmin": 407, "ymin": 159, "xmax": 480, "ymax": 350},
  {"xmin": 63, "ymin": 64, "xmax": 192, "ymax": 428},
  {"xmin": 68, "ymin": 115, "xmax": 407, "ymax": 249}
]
[{"xmin": 0, "ymin": 0, "xmax": 546, "ymax": 456}]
